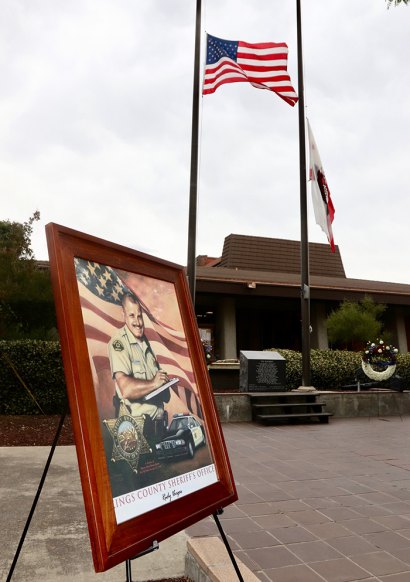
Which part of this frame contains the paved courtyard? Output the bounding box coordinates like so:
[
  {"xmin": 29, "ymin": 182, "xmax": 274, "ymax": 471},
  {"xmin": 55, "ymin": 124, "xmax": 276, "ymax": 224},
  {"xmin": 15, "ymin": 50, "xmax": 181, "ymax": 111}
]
[
  {"xmin": 2, "ymin": 417, "xmax": 410, "ymax": 581},
  {"xmin": 188, "ymin": 417, "xmax": 410, "ymax": 581}
]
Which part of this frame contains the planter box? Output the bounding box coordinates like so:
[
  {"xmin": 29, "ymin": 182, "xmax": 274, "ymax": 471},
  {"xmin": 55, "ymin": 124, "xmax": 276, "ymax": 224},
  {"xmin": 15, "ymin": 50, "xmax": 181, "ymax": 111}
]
[{"xmin": 208, "ymin": 362, "xmax": 239, "ymax": 392}]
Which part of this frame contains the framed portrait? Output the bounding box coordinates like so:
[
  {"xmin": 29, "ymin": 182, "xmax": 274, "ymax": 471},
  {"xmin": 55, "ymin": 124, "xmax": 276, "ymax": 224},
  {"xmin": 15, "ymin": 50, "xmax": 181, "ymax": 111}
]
[{"xmin": 45, "ymin": 223, "xmax": 237, "ymax": 572}]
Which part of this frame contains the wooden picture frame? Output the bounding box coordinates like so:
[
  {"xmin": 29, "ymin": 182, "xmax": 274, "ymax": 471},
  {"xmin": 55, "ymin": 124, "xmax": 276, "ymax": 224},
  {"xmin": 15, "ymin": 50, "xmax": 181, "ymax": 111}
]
[{"xmin": 45, "ymin": 223, "xmax": 237, "ymax": 572}]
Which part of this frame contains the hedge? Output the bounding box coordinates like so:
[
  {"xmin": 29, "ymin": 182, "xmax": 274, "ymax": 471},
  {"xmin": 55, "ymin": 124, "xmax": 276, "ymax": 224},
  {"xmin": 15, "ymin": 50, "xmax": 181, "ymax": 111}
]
[
  {"xmin": 272, "ymin": 348, "xmax": 410, "ymax": 390},
  {"xmin": 273, "ymin": 348, "xmax": 362, "ymax": 389},
  {"xmin": 0, "ymin": 340, "xmax": 67, "ymax": 415},
  {"xmin": 1, "ymin": 341, "xmax": 409, "ymax": 415}
]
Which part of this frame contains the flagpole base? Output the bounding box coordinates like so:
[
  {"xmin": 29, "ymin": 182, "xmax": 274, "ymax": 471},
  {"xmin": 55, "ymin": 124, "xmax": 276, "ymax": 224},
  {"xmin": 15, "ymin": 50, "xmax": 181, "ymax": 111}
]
[{"xmin": 293, "ymin": 386, "xmax": 318, "ymax": 393}]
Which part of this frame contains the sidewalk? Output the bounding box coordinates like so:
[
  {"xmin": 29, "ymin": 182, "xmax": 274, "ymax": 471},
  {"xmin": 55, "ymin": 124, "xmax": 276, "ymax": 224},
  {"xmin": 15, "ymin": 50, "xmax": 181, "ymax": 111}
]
[
  {"xmin": 0, "ymin": 445, "xmax": 188, "ymax": 582},
  {"xmin": 189, "ymin": 417, "xmax": 410, "ymax": 581},
  {"xmin": 3, "ymin": 417, "xmax": 410, "ymax": 581}
]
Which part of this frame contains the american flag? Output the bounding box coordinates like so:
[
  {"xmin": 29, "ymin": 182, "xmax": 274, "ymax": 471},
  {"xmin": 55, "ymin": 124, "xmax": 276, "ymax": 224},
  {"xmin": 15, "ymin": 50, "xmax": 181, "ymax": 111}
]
[
  {"xmin": 75, "ymin": 258, "xmax": 203, "ymax": 420},
  {"xmin": 203, "ymin": 33, "xmax": 298, "ymax": 106}
]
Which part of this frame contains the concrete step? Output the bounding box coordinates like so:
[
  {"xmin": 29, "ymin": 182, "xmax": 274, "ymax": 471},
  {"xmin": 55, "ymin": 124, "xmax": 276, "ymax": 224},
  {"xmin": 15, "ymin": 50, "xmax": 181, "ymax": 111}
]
[
  {"xmin": 186, "ymin": 536, "xmax": 259, "ymax": 582},
  {"xmin": 252, "ymin": 402, "xmax": 327, "ymax": 409},
  {"xmin": 249, "ymin": 394, "xmax": 319, "ymax": 405},
  {"xmin": 255, "ymin": 412, "xmax": 332, "ymax": 424}
]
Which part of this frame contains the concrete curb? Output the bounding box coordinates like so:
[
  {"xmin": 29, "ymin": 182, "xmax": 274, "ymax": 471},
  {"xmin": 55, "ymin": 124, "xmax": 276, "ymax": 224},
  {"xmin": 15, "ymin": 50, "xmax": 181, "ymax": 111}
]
[
  {"xmin": 214, "ymin": 390, "xmax": 410, "ymax": 422},
  {"xmin": 185, "ymin": 537, "xmax": 259, "ymax": 582}
]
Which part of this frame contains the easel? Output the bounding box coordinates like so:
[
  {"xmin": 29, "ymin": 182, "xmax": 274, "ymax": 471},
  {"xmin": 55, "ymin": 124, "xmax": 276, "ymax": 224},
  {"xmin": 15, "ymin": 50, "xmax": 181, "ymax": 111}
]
[
  {"xmin": 125, "ymin": 541, "xmax": 159, "ymax": 582},
  {"xmin": 124, "ymin": 511, "xmax": 244, "ymax": 582},
  {"xmin": 6, "ymin": 413, "xmax": 67, "ymax": 582},
  {"xmin": 7, "ymin": 413, "xmax": 244, "ymax": 582}
]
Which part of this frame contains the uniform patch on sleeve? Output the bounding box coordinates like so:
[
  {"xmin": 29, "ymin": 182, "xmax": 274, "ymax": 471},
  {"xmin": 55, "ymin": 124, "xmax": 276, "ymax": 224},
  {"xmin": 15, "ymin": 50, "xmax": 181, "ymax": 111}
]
[{"xmin": 112, "ymin": 339, "xmax": 124, "ymax": 352}]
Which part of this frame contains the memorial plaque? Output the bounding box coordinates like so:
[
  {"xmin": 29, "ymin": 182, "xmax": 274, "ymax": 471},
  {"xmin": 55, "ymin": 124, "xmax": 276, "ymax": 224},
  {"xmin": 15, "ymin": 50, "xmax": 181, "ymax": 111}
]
[{"xmin": 239, "ymin": 351, "xmax": 286, "ymax": 392}]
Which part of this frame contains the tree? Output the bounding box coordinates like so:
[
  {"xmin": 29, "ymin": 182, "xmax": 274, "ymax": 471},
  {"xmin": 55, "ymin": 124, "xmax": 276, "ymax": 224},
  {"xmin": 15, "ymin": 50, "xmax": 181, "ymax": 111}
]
[
  {"xmin": 326, "ymin": 296, "xmax": 387, "ymax": 350},
  {"xmin": 0, "ymin": 212, "xmax": 56, "ymax": 339},
  {"xmin": 0, "ymin": 210, "xmax": 40, "ymax": 260},
  {"xmin": 386, "ymin": 0, "xmax": 408, "ymax": 7}
]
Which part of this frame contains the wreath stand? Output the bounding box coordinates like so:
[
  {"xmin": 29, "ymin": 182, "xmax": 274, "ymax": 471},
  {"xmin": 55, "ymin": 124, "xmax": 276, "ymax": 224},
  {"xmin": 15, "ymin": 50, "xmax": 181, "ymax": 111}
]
[
  {"xmin": 360, "ymin": 360, "xmax": 403, "ymax": 421},
  {"xmin": 6, "ymin": 413, "xmax": 244, "ymax": 582}
]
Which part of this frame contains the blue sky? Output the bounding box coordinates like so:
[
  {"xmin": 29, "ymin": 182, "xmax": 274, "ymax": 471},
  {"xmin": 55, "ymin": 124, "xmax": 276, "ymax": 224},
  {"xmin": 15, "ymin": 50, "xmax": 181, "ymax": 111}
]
[{"xmin": 2, "ymin": 0, "xmax": 409, "ymax": 283}]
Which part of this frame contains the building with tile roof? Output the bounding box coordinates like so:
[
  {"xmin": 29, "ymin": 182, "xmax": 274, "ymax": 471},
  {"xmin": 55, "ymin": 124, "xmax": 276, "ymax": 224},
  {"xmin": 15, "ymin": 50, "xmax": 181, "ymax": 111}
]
[{"xmin": 195, "ymin": 234, "xmax": 410, "ymax": 359}]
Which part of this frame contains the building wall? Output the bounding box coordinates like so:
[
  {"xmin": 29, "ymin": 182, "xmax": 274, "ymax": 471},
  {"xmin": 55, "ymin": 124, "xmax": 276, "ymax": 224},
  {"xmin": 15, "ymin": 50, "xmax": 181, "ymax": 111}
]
[
  {"xmin": 195, "ymin": 292, "xmax": 410, "ymax": 358},
  {"xmin": 217, "ymin": 297, "xmax": 237, "ymax": 359},
  {"xmin": 311, "ymin": 302, "xmax": 329, "ymax": 350}
]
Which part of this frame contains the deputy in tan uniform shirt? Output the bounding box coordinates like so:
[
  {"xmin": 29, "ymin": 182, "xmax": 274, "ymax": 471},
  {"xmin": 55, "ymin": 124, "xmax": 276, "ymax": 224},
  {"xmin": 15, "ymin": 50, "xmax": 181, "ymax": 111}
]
[{"xmin": 108, "ymin": 292, "xmax": 170, "ymax": 420}]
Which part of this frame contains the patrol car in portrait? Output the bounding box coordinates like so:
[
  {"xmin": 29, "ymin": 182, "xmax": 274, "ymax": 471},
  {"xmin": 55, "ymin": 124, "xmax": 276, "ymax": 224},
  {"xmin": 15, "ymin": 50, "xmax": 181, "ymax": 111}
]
[{"xmin": 155, "ymin": 413, "xmax": 206, "ymax": 461}]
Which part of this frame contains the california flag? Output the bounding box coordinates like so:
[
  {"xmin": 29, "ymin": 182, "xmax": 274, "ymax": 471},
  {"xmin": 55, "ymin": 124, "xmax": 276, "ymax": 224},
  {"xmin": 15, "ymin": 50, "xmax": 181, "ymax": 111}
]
[{"xmin": 307, "ymin": 119, "xmax": 335, "ymax": 252}]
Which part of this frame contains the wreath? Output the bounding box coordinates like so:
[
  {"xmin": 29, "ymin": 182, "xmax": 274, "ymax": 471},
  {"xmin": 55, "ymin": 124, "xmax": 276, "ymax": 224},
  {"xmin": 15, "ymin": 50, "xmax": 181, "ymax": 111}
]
[
  {"xmin": 202, "ymin": 340, "xmax": 215, "ymax": 364},
  {"xmin": 361, "ymin": 339, "xmax": 398, "ymax": 381}
]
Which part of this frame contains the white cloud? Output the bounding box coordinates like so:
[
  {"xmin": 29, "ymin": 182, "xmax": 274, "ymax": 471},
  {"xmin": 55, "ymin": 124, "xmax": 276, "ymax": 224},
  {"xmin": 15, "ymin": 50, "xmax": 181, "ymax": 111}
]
[{"xmin": 1, "ymin": 0, "xmax": 410, "ymax": 285}]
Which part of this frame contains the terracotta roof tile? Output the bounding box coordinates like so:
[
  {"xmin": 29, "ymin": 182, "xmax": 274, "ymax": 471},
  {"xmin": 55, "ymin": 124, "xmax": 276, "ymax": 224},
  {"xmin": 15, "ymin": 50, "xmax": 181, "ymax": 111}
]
[{"xmin": 217, "ymin": 234, "xmax": 345, "ymax": 278}]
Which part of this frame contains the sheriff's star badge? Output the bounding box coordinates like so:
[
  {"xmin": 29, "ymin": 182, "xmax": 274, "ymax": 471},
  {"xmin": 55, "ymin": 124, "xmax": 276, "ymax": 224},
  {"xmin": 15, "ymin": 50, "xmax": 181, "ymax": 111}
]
[{"xmin": 103, "ymin": 400, "xmax": 152, "ymax": 474}]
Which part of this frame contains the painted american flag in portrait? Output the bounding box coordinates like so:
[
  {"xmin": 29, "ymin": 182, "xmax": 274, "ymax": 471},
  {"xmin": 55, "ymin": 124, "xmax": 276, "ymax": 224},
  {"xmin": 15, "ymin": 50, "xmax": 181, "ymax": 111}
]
[{"xmin": 74, "ymin": 258, "xmax": 203, "ymax": 421}]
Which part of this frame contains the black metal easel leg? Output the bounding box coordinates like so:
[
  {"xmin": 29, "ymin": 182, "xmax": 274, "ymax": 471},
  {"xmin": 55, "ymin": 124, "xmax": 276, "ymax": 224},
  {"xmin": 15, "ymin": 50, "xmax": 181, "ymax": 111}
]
[
  {"xmin": 125, "ymin": 559, "xmax": 133, "ymax": 582},
  {"xmin": 6, "ymin": 412, "xmax": 67, "ymax": 582},
  {"xmin": 213, "ymin": 509, "xmax": 244, "ymax": 582},
  {"xmin": 125, "ymin": 540, "xmax": 159, "ymax": 582}
]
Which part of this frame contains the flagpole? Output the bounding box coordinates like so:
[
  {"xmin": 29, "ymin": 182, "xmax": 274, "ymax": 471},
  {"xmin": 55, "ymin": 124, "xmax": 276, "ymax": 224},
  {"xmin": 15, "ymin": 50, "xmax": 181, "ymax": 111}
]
[
  {"xmin": 296, "ymin": 0, "xmax": 311, "ymax": 386},
  {"xmin": 186, "ymin": 0, "xmax": 202, "ymax": 305}
]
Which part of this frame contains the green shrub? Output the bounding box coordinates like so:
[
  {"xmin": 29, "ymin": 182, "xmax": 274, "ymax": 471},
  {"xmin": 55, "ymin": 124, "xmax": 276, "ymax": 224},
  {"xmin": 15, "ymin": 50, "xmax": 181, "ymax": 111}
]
[
  {"xmin": 1, "ymin": 342, "xmax": 409, "ymax": 416},
  {"xmin": 326, "ymin": 297, "xmax": 386, "ymax": 350},
  {"xmin": 271, "ymin": 348, "xmax": 409, "ymax": 390},
  {"xmin": 0, "ymin": 340, "xmax": 67, "ymax": 414},
  {"xmin": 396, "ymin": 353, "xmax": 410, "ymax": 385},
  {"xmin": 272, "ymin": 348, "xmax": 302, "ymax": 388},
  {"xmin": 310, "ymin": 350, "xmax": 362, "ymax": 389}
]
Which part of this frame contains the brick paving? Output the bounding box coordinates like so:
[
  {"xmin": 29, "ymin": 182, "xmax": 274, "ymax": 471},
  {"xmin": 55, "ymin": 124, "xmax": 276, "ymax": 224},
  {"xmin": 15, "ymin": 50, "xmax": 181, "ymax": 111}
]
[{"xmin": 186, "ymin": 417, "xmax": 410, "ymax": 581}]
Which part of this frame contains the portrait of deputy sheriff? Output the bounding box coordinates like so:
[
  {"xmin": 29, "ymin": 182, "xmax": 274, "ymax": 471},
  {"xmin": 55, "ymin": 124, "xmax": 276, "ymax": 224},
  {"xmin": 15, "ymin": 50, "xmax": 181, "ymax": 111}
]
[{"xmin": 108, "ymin": 291, "xmax": 171, "ymax": 428}]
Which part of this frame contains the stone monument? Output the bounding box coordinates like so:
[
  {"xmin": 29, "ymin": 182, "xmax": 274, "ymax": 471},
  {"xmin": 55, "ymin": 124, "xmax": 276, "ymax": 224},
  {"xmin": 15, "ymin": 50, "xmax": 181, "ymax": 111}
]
[{"xmin": 239, "ymin": 351, "xmax": 286, "ymax": 392}]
